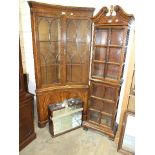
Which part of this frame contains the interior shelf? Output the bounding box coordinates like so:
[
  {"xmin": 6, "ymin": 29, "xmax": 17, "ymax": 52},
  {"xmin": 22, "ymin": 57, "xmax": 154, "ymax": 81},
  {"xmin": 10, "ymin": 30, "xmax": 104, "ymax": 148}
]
[
  {"xmin": 90, "ymin": 95, "xmax": 115, "ymax": 104},
  {"xmin": 94, "ymin": 44, "xmax": 124, "ymax": 48}
]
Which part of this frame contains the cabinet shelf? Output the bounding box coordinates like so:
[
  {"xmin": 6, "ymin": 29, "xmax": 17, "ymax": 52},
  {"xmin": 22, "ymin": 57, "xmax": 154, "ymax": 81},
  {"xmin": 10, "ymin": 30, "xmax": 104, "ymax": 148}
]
[
  {"xmin": 89, "ymin": 108, "xmax": 112, "ymax": 117},
  {"xmin": 89, "ymin": 78, "xmax": 120, "ymax": 86},
  {"xmin": 66, "ymin": 63, "xmax": 85, "ymax": 65},
  {"xmin": 94, "ymin": 44, "xmax": 124, "ymax": 48},
  {"xmin": 90, "ymin": 95, "xmax": 115, "ymax": 104},
  {"xmin": 39, "ymin": 40, "xmax": 61, "ymax": 42},
  {"xmin": 67, "ymin": 40, "xmax": 88, "ymax": 44},
  {"xmin": 93, "ymin": 60, "xmax": 106, "ymax": 64},
  {"xmin": 41, "ymin": 64, "xmax": 60, "ymax": 67},
  {"xmin": 93, "ymin": 60, "xmax": 120, "ymax": 66},
  {"xmin": 91, "ymin": 76, "xmax": 119, "ymax": 84}
]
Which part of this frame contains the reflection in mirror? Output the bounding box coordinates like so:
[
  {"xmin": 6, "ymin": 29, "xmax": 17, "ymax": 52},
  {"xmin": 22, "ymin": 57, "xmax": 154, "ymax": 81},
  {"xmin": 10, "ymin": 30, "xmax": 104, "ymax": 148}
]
[
  {"xmin": 122, "ymin": 115, "xmax": 135, "ymax": 153},
  {"xmin": 118, "ymin": 111, "xmax": 135, "ymax": 155}
]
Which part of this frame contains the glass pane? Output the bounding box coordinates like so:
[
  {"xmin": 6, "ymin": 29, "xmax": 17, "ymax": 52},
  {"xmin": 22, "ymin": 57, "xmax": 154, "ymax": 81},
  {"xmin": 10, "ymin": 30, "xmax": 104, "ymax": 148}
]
[
  {"xmin": 50, "ymin": 19, "xmax": 61, "ymax": 41},
  {"xmin": 92, "ymin": 63, "xmax": 105, "ymax": 77},
  {"xmin": 53, "ymin": 111, "xmax": 82, "ymax": 135},
  {"xmin": 66, "ymin": 65, "xmax": 81, "ymax": 82},
  {"xmin": 104, "ymin": 87, "xmax": 116, "ymax": 101},
  {"xmin": 100, "ymin": 115, "xmax": 111, "ymax": 127},
  {"xmin": 105, "ymin": 64, "xmax": 119, "ymax": 80},
  {"xmin": 110, "ymin": 29, "xmax": 124, "ymax": 46},
  {"xmin": 94, "ymin": 47, "xmax": 106, "ymax": 61},
  {"xmin": 66, "ymin": 19, "xmax": 91, "ymax": 84},
  {"xmin": 90, "ymin": 98, "xmax": 103, "ymax": 111},
  {"xmin": 89, "ymin": 110, "xmax": 100, "ymax": 123},
  {"xmin": 39, "ymin": 42, "xmax": 60, "ymax": 85},
  {"xmin": 95, "ymin": 29, "xmax": 108, "ymax": 45},
  {"xmin": 38, "ymin": 18, "xmax": 50, "ymax": 41},
  {"xmin": 101, "ymin": 102, "xmax": 114, "ymax": 114},
  {"xmin": 91, "ymin": 83, "xmax": 104, "ymax": 98},
  {"xmin": 108, "ymin": 48, "xmax": 121, "ymax": 63}
]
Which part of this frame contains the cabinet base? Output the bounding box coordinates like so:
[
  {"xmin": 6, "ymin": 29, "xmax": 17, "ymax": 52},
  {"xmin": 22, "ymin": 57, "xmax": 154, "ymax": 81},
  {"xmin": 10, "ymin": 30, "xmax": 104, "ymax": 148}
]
[
  {"xmin": 38, "ymin": 120, "xmax": 48, "ymax": 128},
  {"xmin": 82, "ymin": 121, "xmax": 117, "ymax": 139},
  {"xmin": 19, "ymin": 133, "xmax": 36, "ymax": 151}
]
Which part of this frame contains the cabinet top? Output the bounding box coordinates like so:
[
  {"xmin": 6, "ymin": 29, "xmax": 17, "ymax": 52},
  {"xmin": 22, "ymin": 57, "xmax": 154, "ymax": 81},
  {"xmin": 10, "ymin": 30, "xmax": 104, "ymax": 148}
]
[
  {"xmin": 28, "ymin": 1, "xmax": 95, "ymax": 12},
  {"xmin": 92, "ymin": 5, "xmax": 134, "ymax": 26}
]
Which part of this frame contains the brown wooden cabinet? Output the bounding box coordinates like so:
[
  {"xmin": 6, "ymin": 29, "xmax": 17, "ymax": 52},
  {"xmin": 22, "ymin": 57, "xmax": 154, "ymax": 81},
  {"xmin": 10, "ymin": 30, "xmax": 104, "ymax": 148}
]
[
  {"xmin": 19, "ymin": 43, "xmax": 36, "ymax": 151},
  {"xmin": 28, "ymin": 1, "xmax": 94, "ymax": 127},
  {"xmin": 83, "ymin": 5, "xmax": 134, "ymax": 138}
]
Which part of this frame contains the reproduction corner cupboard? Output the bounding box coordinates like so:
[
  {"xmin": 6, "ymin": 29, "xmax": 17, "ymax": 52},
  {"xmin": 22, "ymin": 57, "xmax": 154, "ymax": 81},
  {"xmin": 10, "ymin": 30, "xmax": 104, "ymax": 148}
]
[
  {"xmin": 29, "ymin": 1, "xmax": 134, "ymax": 138},
  {"xmin": 83, "ymin": 5, "xmax": 134, "ymax": 138},
  {"xmin": 28, "ymin": 1, "xmax": 95, "ymax": 128}
]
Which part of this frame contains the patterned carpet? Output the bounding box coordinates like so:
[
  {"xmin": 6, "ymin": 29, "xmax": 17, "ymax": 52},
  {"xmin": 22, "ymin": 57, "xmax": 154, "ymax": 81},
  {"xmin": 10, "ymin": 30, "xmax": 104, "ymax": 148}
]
[{"xmin": 20, "ymin": 123, "xmax": 123, "ymax": 155}]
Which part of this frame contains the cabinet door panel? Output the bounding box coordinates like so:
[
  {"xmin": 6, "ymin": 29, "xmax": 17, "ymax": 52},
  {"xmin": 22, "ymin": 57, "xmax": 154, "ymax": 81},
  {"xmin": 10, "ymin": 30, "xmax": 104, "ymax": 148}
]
[
  {"xmin": 91, "ymin": 82, "xmax": 117, "ymax": 101},
  {"xmin": 108, "ymin": 48, "xmax": 121, "ymax": 63},
  {"xmin": 94, "ymin": 47, "xmax": 106, "ymax": 61},
  {"xmin": 100, "ymin": 114, "xmax": 112, "ymax": 127},
  {"xmin": 50, "ymin": 19, "xmax": 61, "ymax": 41},
  {"xmin": 95, "ymin": 29, "xmax": 108, "ymax": 45},
  {"xmin": 101, "ymin": 102, "xmax": 114, "ymax": 114},
  {"xmin": 39, "ymin": 42, "xmax": 60, "ymax": 84},
  {"xmin": 19, "ymin": 103, "xmax": 33, "ymax": 143},
  {"xmin": 90, "ymin": 98, "xmax": 103, "ymax": 111},
  {"xmin": 89, "ymin": 110, "xmax": 100, "ymax": 123},
  {"xmin": 66, "ymin": 19, "xmax": 91, "ymax": 84},
  {"xmin": 91, "ymin": 83, "xmax": 104, "ymax": 98},
  {"xmin": 37, "ymin": 17, "xmax": 61, "ymax": 86},
  {"xmin": 38, "ymin": 18, "xmax": 50, "ymax": 41},
  {"xmin": 105, "ymin": 64, "xmax": 119, "ymax": 80},
  {"xmin": 66, "ymin": 65, "xmax": 81, "ymax": 82},
  {"xmin": 110, "ymin": 29, "xmax": 124, "ymax": 46},
  {"xmin": 92, "ymin": 63, "xmax": 105, "ymax": 77}
]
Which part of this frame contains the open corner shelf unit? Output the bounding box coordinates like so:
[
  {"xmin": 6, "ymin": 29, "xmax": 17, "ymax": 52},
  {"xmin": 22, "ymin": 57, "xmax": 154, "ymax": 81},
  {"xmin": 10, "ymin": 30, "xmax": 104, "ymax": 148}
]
[{"xmin": 28, "ymin": 1, "xmax": 134, "ymax": 138}]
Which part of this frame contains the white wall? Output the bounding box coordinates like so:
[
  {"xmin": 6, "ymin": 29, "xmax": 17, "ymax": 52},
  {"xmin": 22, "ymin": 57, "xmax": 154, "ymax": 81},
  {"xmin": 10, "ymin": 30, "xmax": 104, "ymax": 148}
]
[{"xmin": 19, "ymin": 0, "xmax": 136, "ymax": 123}]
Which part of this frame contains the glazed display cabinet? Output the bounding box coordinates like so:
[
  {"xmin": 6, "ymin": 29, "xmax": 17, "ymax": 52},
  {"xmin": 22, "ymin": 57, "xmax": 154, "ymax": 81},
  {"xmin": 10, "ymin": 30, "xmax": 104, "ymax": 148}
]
[
  {"xmin": 83, "ymin": 5, "xmax": 134, "ymax": 138},
  {"xmin": 28, "ymin": 1, "xmax": 94, "ymax": 127}
]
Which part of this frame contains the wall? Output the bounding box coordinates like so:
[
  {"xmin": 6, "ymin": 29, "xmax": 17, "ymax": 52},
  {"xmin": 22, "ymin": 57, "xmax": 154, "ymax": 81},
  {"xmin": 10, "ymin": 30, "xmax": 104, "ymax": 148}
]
[{"xmin": 19, "ymin": 0, "xmax": 136, "ymax": 127}]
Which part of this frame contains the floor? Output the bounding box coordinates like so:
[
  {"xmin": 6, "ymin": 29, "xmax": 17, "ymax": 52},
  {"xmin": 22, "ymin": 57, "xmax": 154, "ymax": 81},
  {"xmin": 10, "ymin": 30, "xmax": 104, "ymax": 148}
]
[
  {"xmin": 20, "ymin": 102, "xmax": 123, "ymax": 155},
  {"xmin": 20, "ymin": 124, "xmax": 123, "ymax": 155}
]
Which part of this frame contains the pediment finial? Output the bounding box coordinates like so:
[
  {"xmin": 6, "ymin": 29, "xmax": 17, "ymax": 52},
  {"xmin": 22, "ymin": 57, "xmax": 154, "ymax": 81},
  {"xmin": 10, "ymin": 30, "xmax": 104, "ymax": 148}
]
[{"xmin": 110, "ymin": 5, "xmax": 114, "ymax": 16}]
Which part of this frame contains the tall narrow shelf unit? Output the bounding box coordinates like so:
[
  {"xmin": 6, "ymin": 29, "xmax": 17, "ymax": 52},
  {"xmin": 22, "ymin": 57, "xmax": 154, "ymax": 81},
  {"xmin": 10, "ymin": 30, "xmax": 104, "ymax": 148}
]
[
  {"xmin": 83, "ymin": 5, "xmax": 134, "ymax": 138},
  {"xmin": 28, "ymin": 1, "xmax": 94, "ymax": 127}
]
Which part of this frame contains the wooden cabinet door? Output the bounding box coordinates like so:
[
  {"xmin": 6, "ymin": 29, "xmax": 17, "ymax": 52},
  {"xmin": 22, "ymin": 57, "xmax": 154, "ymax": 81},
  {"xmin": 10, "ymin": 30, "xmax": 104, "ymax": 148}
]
[
  {"xmin": 92, "ymin": 27, "xmax": 128, "ymax": 83},
  {"xmin": 65, "ymin": 18, "xmax": 92, "ymax": 84},
  {"xmin": 19, "ymin": 100, "xmax": 34, "ymax": 144},
  {"xmin": 36, "ymin": 16, "xmax": 62, "ymax": 87}
]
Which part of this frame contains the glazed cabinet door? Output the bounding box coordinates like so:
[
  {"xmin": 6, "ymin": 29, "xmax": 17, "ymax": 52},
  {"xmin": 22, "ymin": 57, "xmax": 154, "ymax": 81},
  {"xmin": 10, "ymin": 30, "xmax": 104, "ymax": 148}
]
[
  {"xmin": 66, "ymin": 18, "xmax": 92, "ymax": 84},
  {"xmin": 35, "ymin": 16, "xmax": 62, "ymax": 88},
  {"xmin": 91, "ymin": 27, "xmax": 128, "ymax": 83}
]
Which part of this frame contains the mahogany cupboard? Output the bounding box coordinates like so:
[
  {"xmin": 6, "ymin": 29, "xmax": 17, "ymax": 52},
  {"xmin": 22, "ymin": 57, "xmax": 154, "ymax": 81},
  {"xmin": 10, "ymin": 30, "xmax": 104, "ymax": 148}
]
[
  {"xmin": 19, "ymin": 42, "xmax": 36, "ymax": 151},
  {"xmin": 29, "ymin": 1, "xmax": 134, "ymax": 138},
  {"xmin": 28, "ymin": 1, "xmax": 95, "ymax": 127},
  {"xmin": 83, "ymin": 5, "xmax": 134, "ymax": 138}
]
